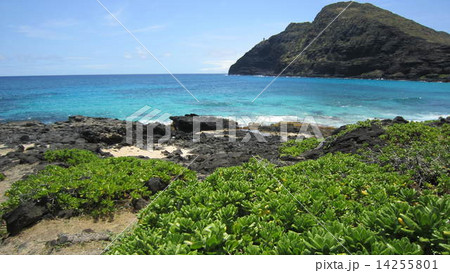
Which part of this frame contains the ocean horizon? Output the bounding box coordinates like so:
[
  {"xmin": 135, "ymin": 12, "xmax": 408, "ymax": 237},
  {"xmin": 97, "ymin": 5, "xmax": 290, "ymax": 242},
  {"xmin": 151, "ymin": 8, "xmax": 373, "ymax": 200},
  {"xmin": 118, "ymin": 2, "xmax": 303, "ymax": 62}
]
[{"xmin": 1, "ymin": 73, "xmax": 449, "ymax": 126}]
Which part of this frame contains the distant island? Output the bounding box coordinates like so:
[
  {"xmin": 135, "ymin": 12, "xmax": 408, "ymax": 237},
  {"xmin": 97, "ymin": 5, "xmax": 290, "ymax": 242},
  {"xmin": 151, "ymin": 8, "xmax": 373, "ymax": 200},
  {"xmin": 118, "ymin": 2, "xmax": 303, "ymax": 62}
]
[{"xmin": 229, "ymin": 1, "xmax": 450, "ymax": 82}]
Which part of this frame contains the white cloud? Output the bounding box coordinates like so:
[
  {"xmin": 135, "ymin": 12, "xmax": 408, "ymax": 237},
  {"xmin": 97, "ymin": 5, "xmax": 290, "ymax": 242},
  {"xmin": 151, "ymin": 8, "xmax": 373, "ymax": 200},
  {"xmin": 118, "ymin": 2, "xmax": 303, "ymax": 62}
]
[
  {"xmin": 123, "ymin": 52, "xmax": 133, "ymax": 59},
  {"xmin": 136, "ymin": 47, "xmax": 149, "ymax": 59},
  {"xmin": 207, "ymin": 49, "xmax": 239, "ymax": 58},
  {"xmin": 123, "ymin": 48, "xmax": 170, "ymax": 60},
  {"xmin": 200, "ymin": 60, "xmax": 235, "ymax": 73},
  {"xmin": 132, "ymin": 25, "xmax": 165, "ymax": 33},
  {"xmin": 42, "ymin": 19, "xmax": 79, "ymax": 28},
  {"xmin": 16, "ymin": 19, "xmax": 78, "ymax": 39},
  {"xmin": 17, "ymin": 25, "xmax": 70, "ymax": 39},
  {"xmin": 15, "ymin": 54, "xmax": 62, "ymax": 62}
]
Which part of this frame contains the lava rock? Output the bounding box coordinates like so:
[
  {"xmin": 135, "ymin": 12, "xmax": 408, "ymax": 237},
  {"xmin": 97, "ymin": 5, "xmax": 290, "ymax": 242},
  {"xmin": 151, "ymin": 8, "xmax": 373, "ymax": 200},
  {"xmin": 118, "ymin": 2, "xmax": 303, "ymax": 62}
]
[
  {"xmin": 2, "ymin": 200, "xmax": 50, "ymax": 235},
  {"xmin": 132, "ymin": 198, "xmax": 148, "ymax": 211},
  {"xmin": 393, "ymin": 116, "xmax": 409, "ymax": 124},
  {"xmin": 170, "ymin": 114, "xmax": 238, "ymax": 133},
  {"xmin": 144, "ymin": 177, "xmax": 166, "ymax": 193},
  {"xmin": 324, "ymin": 123, "xmax": 385, "ymax": 154},
  {"xmin": 56, "ymin": 209, "xmax": 76, "ymax": 219}
]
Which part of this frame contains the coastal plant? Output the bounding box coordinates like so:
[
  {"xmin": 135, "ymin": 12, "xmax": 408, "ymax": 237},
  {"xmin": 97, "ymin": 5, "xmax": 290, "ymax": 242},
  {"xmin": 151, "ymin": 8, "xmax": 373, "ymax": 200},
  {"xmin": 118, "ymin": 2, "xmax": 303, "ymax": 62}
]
[
  {"xmin": 279, "ymin": 138, "xmax": 320, "ymax": 157},
  {"xmin": 44, "ymin": 149, "xmax": 100, "ymax": 166},
  {"xmin": 0, "ymin": 149, "xmax": 197, "ymax": 218},
  {"xmin": 363, "ymin": 122, "xmax": 449, "ymax": 190},
  {"xmin": 323, "ymin": 118, "xmax": 449, "ymax": 191},
  {"xmin": 108, "ymin": 153, "xmax": 448, "ymax": 255}
]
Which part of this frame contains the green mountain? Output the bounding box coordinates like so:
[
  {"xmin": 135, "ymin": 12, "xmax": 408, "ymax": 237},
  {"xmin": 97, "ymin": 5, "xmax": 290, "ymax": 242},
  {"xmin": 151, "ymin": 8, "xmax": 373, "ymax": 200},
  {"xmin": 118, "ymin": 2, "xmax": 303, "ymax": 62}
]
[{"xmin": 229, "ymin": 1, "xmax": 450, "ymax": 82}]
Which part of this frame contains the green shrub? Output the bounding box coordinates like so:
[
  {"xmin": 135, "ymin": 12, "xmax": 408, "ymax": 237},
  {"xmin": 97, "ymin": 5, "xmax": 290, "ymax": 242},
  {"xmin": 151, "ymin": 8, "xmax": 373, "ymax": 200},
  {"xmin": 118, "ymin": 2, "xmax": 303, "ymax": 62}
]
[
  {"xmin": 1, "ymin": 150, "xmax": 197, "ymax": 217},
  {"xmin": 108, "ymin": 153, "xmax": 448, "ymax": 255},
  {"xmin": 280, "ymin": 138, "xmax": 321, "ymax": 157},
  {"xmin": 0, "ymin": 173, "xmax": 5, "ymax": 181},
  {"xmin": 381, "ymin": 122, "xmax": 448, "ymax": 145},
  {"xmin": 44, "ymin": 149, "xmax": 100, "ymax": 166},
  {"xmin": 364, "ymin": 122, "xmax": 449, "ymax": 189}
]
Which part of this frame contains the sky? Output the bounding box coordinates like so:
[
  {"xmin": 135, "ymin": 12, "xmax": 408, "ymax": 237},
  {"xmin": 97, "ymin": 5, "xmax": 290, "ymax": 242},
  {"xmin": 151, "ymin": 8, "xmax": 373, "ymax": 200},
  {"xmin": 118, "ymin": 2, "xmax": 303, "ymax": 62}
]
[{"xmin": 0, "ymin": 0, "xmax": 449, "ymax": 76}]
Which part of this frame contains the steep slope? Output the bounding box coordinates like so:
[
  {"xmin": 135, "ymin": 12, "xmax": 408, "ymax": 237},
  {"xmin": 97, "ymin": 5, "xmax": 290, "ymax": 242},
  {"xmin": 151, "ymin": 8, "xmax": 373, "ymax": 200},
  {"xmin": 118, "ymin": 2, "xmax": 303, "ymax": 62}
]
[{"xmin": 229, "ymin": 1, "xmax": 450, "ymax": 82}]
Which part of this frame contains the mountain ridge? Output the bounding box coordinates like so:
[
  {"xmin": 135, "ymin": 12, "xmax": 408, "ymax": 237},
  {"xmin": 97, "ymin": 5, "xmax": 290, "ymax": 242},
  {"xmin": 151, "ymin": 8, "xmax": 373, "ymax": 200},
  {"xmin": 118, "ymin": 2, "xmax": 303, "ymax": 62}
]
[{"xmin": 229, "ymin": 1, "xmax": 450, "ymax": 82}]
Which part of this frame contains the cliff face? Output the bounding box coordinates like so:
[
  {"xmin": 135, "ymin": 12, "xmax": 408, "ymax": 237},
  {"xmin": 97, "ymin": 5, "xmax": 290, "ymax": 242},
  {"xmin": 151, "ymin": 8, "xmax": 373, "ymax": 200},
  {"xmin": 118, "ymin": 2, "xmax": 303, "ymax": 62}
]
[{"xmin": 229, "ymin": 1, "xmax": 450, "ymax": 82}]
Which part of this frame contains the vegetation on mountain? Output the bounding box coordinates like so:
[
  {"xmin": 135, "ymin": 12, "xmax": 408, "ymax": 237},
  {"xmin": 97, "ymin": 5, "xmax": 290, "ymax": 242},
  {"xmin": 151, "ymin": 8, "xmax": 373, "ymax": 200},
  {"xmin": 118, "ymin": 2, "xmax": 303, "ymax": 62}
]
[{"xmin": 229, "ymin": 2, "xmax": 450, "ymax": 82}]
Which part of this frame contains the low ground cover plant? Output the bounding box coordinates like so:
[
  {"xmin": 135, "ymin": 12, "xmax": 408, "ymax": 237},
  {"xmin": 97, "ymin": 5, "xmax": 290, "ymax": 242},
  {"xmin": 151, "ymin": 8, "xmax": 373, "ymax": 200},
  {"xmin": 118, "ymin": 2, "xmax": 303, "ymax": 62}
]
[
  {"xmin": 0, "ymin": 149, "xmax": 196, "ymax": 218},
  {"xmin": 375, "ymin": 122, "xmax": 449, "ymax": 191},
  {"xmin": 1, "ymin": 119, "xmax": 448, "ymax": 254},
  {"xmin": 279, "ymin": 138, "xmax": 320, "ymax": 157},
  {"xmin": 108, "ymin": 153, "xmax": 449, "ymax": 254}
]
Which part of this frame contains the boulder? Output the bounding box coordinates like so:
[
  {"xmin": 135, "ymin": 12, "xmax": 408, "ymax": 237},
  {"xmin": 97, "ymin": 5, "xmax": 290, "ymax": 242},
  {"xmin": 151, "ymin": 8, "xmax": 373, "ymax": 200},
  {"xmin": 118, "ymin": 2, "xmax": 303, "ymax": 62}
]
[
  {"xmin": 324, "ymin": 123, "xmax": 385, "ymax": 155},
  {"xmin": 80, "ymin": 130, "xmax": 124, "ymax": 145},
  {"xmin": 144, "ymin": 177, "xmax": 167, "ymax": 193},
  {"xmin": 132, "ymin": 198, "xmax": 148, "ymax": 211},
  {"xmin": 170, "ymin": 114, "xmax": 238, "ymax": 133},
  {"xmin": 2, "ymin": 200, "xmax": 50, "ymax": 235},
  {"xmin": 427, "ymin": 116, "xmax": 450, "ymax": 127},
  {"xmin": 393, "ymin": 116, "xmax": 409, "ymax": 124}
]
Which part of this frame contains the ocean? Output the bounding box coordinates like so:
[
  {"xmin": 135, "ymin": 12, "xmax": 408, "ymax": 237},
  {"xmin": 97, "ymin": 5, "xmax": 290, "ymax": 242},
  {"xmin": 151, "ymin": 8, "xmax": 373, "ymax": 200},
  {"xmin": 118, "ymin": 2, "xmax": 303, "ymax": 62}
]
[{"xmin": 0, "ymin": 74, "xmax": 449, "ymax": 126}]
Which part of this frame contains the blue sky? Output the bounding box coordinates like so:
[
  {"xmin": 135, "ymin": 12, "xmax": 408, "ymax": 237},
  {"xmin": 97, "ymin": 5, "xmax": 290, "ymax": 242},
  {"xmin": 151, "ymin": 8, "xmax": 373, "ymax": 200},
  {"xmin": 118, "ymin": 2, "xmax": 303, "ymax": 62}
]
[{"xmin": 0, "ymin": 0, "xmax": 449, "ymax": 76}]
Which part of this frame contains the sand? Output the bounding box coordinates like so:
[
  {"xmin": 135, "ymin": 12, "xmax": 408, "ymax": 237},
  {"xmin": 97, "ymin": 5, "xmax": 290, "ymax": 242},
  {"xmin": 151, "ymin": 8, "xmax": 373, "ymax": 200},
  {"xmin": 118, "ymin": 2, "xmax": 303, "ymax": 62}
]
[
  {"xmin": 102, "ymin": 144, "xmax": 191, "ymax": 159},
  {"xmin": 0, "ymin": 144, "xmax": 14, "ymax": 157},
  {"xmin": 0, "ymin": 210, "xmax": 136, "ymax": 255}
]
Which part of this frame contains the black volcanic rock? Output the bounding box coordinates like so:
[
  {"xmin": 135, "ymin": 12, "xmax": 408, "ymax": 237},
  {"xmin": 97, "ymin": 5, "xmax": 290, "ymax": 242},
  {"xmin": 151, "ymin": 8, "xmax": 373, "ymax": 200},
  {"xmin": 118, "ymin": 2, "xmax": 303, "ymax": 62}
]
[
  {"xmin": 170, "ymin": 114, "xmax": 238, "ymax": 133},
  {"xmin": 229, "ymin": 1, "xmax": 450, "ymax": 82},
  {"xmin": 2, "ymin": 200, "xmax": 50, "ymax": 235}
]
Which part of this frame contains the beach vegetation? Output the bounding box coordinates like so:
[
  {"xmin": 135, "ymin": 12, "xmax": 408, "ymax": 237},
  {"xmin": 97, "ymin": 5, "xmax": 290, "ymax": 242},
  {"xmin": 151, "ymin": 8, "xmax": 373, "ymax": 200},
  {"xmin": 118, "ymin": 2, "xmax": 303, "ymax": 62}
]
[
  {"xmin": 0, "ymin": 149, "xmax": 196, "ymax": 218},
  {"xmin": 107, "ymin": 153, "xmax": 449, "ymax": 255},
  {"xmin": 279, "ymin": 138, "xmax": 320, "ymax": 157},
  {"xmin": 363, "ymin": 122, "xmax": 449, "ymax": 191}
]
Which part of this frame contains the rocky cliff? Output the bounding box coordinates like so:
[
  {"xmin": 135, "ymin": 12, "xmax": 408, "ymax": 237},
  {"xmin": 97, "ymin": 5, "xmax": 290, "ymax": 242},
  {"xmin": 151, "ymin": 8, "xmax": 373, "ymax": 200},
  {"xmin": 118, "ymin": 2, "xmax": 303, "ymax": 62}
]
[{"xmin": 229, "ymin": 1, "xmax": 450, "ymax": 82}]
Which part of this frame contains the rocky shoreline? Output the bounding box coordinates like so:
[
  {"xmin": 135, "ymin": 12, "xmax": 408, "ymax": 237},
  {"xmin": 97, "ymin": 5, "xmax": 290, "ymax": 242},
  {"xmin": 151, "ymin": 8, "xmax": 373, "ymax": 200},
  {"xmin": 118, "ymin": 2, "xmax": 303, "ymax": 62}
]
[
  {"xmin": 0, "ymin": 114, "xmax": 335, "ymax": 176},
  {"xmin": 2, "ymin": 114, "xmax": 449, "ymax": 177}
]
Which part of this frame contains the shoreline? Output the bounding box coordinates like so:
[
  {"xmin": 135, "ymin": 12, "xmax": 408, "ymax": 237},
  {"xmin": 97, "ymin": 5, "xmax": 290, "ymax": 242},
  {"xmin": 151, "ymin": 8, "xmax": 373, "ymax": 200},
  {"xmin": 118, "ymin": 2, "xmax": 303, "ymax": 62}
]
[
  {"xmin": 2, "ymin": 112, "xmax": 449, "ymax": 128},
  {"xmin": 0, "ymin": 114, "xmax": 336, "ymax": 176},
  {"xmin": 1, "ymin": 113, "xmax": 448, "ymax": 178},
  {"xmin": 229, "ymin": 73, "xmax": 450, "ymax": 83}
]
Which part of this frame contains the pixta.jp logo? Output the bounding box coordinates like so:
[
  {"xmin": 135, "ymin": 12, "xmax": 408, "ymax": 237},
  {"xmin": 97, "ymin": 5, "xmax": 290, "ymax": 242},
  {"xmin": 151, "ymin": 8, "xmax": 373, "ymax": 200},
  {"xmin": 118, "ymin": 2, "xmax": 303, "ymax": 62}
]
[{"xmin": 126, "ymin": 106, "xmax": 171, "ymax": 151}]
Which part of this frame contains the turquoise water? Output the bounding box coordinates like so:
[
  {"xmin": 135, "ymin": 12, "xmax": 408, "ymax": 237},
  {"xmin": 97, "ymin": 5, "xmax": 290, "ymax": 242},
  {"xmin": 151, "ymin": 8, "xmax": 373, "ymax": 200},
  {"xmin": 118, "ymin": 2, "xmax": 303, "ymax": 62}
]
[{"xmin": 0, "ymin": 74, "xmax": 449, "ymax": 126}]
